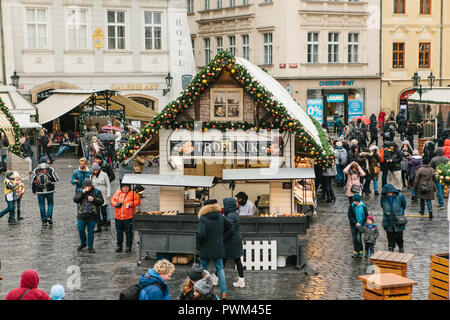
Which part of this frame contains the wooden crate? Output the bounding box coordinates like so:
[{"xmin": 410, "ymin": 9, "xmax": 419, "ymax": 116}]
[
  {"xmin": 359, "ymin": 273, "xmax": 417, "ymax": 300},
  {"xmin": 370, "ymin": 251, "xmax": 414, "ymax": 278},
  {"xmin": 429, "ymin": 253, "xmax": 449, "ymax": 300}
]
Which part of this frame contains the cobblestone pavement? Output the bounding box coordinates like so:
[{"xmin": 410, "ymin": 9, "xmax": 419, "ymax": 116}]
[{"xmin": 0, "ymin": 153, "xmax": 447, "ymax": 300}]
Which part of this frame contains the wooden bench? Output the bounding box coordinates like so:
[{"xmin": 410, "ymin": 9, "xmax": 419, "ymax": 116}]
[
  {"xmin": 370, "ymin": 251, "xmax": 414, "ymax": 277},
  {"xmin": 429, "ymin": 253, "xmax": 449, "ymax": 300},
  {"xmin": 359, "ymin": 273, "xmax": 417, "ymax": 300}
]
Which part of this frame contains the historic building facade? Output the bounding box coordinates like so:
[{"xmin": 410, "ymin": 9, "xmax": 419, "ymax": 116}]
[
  {"xmin": 187, "ymin": 0, "xmax": 381, "ymax": 127},
  {"xmin": 381, "ymin": 0, "xmax": 450, "ymax": 115},
  {"xmin": 1, "ymin": 0, "xmax": 195, "ymax": 113}
]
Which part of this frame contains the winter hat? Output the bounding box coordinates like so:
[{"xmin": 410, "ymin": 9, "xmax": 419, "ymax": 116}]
[
  {"xmin": 204, "ymin": 199, "xmax": 218, "ymax": 205},
  {"xmin": 367, "ymin": 216, "xmax": 375, "ymax": 223},
  {"xmin": 189, "ymin": 263, "xmax": 204, "ymax": 282},
  {"xmin": 336, "ymin": 141, "xmax": 343, "ymax": 147},
  {"xmin": 79, "ymin": 157, "xmax": 87, "ymax": 164},
  {"xmin": 194, "ymin": 270, "xmax": 212, "ymax": 295},
  {"xmin": 39, "ymin": 156, "xmax": 48, "ymax": 164},
  {"xmin": 353, "ymin": 193, "xmax": 362, "ymax": 202},
  {"xmin": 413, "ymin": 150, "xmax": 419, "ymax": 156},
  {"xmin": 5, "ymin": 171, "xmax": 14, "ymax": 179},
  {"xmin": 369, "ymin": 145, "xmax": 379, "ymax": 152},
  {"xmin": 350, "ymin": 139, "xmax": 359, "ymax": 146},
  {"xmin": 92, "ymin": 162, "xmax": 101, "ymax": 171},
  {"xmin": 82, "ymin": 179, "xmax": 93, "ymax": 187},
  {"xmin": 50, "ymin": 284, "xmax": 65, "ymax": 300}
]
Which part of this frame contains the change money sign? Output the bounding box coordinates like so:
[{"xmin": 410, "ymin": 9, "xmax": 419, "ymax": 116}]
[{"xmin": 307, "ymin": 99, "xmax": 323, "ymax": 125}]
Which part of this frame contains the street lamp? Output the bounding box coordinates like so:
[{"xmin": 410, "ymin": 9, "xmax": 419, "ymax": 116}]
[
  {"xmin": 163, "ymin": 72, "xmax": 173, "ymax": 96},
  {"xmin": 428, "ymin": 71, "xmax": 436, "ymax": 90},
  {"xmin": 412, "ymin": 71, "xmax": 435, "ymax": 101},
  {"xmin": 10, "ymin": 71, "xmax": 20, "ymax": 88}
]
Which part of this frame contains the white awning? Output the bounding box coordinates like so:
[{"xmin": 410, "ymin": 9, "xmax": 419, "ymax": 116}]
[
  {"xmin": 0, "ymin": 85, "xmax": 37, "ymax": 115},
  {"xmin": 12, "ymin": 113, "xmax": 41, "ymax": 129},
  {"xmin": 122, "ymin": 174, "xmax": 216, "ymax": 187},
  {"xmin": 222, "ymin": 168, "xmax": 316, "ymax": 181},
  {"xmin": 36, "ymin": 93, "xmax": 91, "ymax": 124},
  {"xmin": 408, "ymin": 88, "xmax": 450, "ymax": 104}
]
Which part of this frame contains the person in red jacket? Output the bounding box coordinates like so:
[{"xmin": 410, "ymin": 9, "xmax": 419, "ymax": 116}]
[
  {"xmin": 378, "ymin": 110, "xmax": 386, "ymax": 129},
  {"xmin": 5, "ymin": 269, "xmax": 50, "ymax": 300},
  {"xmin": 111, "ymin": 183, "xmax": 140, "ymax": 253},
  {"xmin": 442, "ymin": 139, "xmax": 450, "ymax": 158}
]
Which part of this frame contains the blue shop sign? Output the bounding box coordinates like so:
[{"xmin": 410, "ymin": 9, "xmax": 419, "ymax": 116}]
[
  {"xmin": 319, "ymin": 80, "xmax": 355, "ymax": 87},
  {"xmin": 327, "ymin": 94, "xmax": 345, "ymax": 103},
  {"xmin": 348, "ymin": 100, "xmax": 363, "ymax": 121},
  {"xmin": 307, "ymin": 99, "xmax": 323, "ymax": 125}
]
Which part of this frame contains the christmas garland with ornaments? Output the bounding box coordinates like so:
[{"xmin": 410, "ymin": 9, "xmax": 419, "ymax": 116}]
[
  {"xmin": 0, "ymin": 98, "xmax": 23, "ymax": 158},
  {"xmin": 434, "ymin": 163, "xmax": 450, "ymax": 186},
  {"xmin": 117, "ymin": 50, "xmax": 334, "ymax": 168}
]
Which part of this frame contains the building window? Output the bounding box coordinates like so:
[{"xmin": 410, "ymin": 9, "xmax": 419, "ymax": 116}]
[
  {"xmin": 348, "ymin": 33, "xmax": 359, "ymax": 63},
  {"xmin": 216, "ymin": 37, "xmax": 223, "ymax": 52},
  {"xmin": 204, "ymin": 38, "xmax": 211, "ymax": 65},
  {"xmin": 229, "ymin": 0, "xmax": 236, "ymax": 7},
  {"xmin": 144, "ymin": 12, "xmax": 162, "ymax": 50},
  {"xmin": 420, "ymin": 0, "xmax": 431, "ymax": 14},
  {"xmin": 393, "ymin": 42, "xmax": 405, "ymax": 68},
  {"xmin": 263, "ymin": 33, "xmax": 273, "ymax": 65},
  {"xmin": 242, "ymin": 34, "xmax": 249, "ymax": 60},
  {"xmin": 204, "ymin": 0, "xmax": 210, "ymax": 10},
  {"xmin": 107, "ymin": 10, "xmax": 126, "ymax": 50},
  {"xmin": 187, "ymin": 0, "xmax": 194, "ymax": 13},
  {"xmin": 393, "ymin": 0, "xmax": 405, "ymax": 14},
  {"xmin": 229, "ymin": 36, "xmax": 236, "ymax": 56},
  {"xmin": 211, "ymin": 88, "xmax": 243, "ymax": 121},
  {"xmin": 26, "ymin": 8, "xmax": 48, "ymax": 49},
  {"xmin": 191, "ymin": 38, "xmax": 195, "ymax": 57},
  {"xmin": 307, "ymin": 32, "xmax": 319, "ymax": 63},
  {"xmin": 66, "ymin": 8, "xmax": 88, "ymax": 50},
  {"xmin": 243, "ymin": 0, "xmax": 249, "ymax": 4},
  {"xmin": 217, "ymin": 0, "xmax": 222, "ymax": 8},
  {"xmin": 419, "ymin": 42, "xmax": 431, "ymax": 68},
  {"xmin": 328, "ymin": 32, "xmax": 339, "ymax": 63}
]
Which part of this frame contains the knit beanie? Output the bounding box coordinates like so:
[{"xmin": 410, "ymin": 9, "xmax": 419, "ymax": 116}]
[
  {"xmin": 39, "ymin": 156, "xmax": 48, "ymax": 164},
  {"xmin": 189, "ymin": 263, "xmax": 204, "ymax": 282},
  {"xmin": 50, "ymin": 284, "xmax": 65, "ymax": 300},
  {"xmin": 92, "ymin": 163, "xmax": 101, "ymax": 171},
  {"xmin": 353, "ymin": 193, "xmax": 362, "ymax": 202},
  {"xmin": 82, "ymin": 179, "xmax": 93, "ymax": 187},
  {"xmin": 5, "ymin": 171, "xmax": 14, "ymax": 179},
  {"xmin": 194, "ymin": 270, "xmax": 212, "ymax": 295},
  {"xmin": 204, "ymin": 199, "xmax": 218, "ymax": 205},
  {"xmin": 336, "ymin": 141, "xmax": 343, "ymax": 147},
  {"xmin": 367, "ymin": 216, "xmax": 375, "ymax": 223}
]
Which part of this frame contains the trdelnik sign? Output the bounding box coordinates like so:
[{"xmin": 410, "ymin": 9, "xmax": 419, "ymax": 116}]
[{"xmin": 169, "ymin": 128, "xmax": 284, "ymax": 162}]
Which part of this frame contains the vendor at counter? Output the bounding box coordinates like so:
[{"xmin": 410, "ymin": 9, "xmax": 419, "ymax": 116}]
[{"xmin": 236, "ymin": 192, "xmax": 256, "ymax": 216}]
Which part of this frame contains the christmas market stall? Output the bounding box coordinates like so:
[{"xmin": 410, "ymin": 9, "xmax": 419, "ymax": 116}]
[{"xmin": 119, "ymin": 51, "xmax": 334, "ymax": 271}]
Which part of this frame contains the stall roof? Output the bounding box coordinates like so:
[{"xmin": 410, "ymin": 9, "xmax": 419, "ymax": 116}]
[
  {"xmin": 122, "ymin": 174, "xmax": 216, "ymax": 187},
  {"xmin": 408, "ymin": 88, "xmax": 450, "ymax": 104},
  {"xmin": 36, "ymin": 89, "xmax": 157, "ymax": 124},
  {"xmin": 223, "ymin": 168, "xmax": 315, "ymax": 181},
  {"xmin": 0, "ymin": 85, "xmax": 37, "ymax": 115}
]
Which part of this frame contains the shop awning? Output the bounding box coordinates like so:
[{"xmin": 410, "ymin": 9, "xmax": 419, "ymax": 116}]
[
  {"xmin": 408, "ymin": 88, "xmax": 450, "ymax": 104},
  {"xmin": 37, "ymin": 89, "xmax": 157, "ymax": 124},
  {"xmin": 36, "ymin": 93, "xmax": 91, "ymax": 124},
  {"xmin": 122, "ymin": 174, "xmax": 216, "ymax": 188},
  {"xmin": 12, "ymin": 113, "xmax": 42, "ymax": 129},
  {"xmin": 0, "ymin": 85, "xmax": 37, "ymax": 115},
  {"xmin": 223, "ymin": 168, "xmax": 316, "ymax": 181}
]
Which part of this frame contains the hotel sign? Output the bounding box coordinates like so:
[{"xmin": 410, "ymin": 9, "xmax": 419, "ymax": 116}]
[
  {"xmin": 319, "ymin": 80, "xmax": 354, "ymax": 87},
  {"xmin": 111, "ymin": 83, "xmax": 159, "ymax": 90}
]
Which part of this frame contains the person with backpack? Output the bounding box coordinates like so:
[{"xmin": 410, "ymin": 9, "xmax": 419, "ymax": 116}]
[
  {"xmin": 139, "ymin": 259, "xmax": 175, "ymax": 300},
  {"xmin": 406, "ymin": 121, "xmax": 416, "ymax": 150},
  {"xmin": 413, "ymin": 158, "xmax": 436, "ymax": 218},
  {"xmin": 334, "ymin": 141, "xmax": 347, "ymax": 187},
  {"xmin": 380, "ymin": 184, "xmax": 407, "ymax": 253},
  {"xmin": 73, "ymin": 179, "xmax": 104, "ymax": 253},
  {"xmin": 430, "ymin": 147, "xmax": 449, "ymax": 210},
  {"xmin": 369, "ymin": 114, "xmax": 378, "ymax": 146},
  {"xmin": 384, "ymin": 142, "xmax": 403, "ymax": 191},
  {"xmin": 197, "ymin": 199, "xmax": 232, "ymax": 300},
  {"xmin": 406, "ymin": 150, "xmax": 423, "ymax": 201},
  {"xmin": 397, "ymin": 115, "xmax": 407, "ymax": 141},
  {"xmin": 336, "ymin": 115, "xmax": 344, "ymax": 137},
  {"xmin": 31, "ymin": 157, "xmax": 58, "ymax": 226},
  {"xmin": 0, "ymin": 171, "xmax": 20, "ymax": 224},
  {"xmin": 382, "ymin": 122, "xmax": 395, "ymax": 143},
  {"xmin": 5, "ymin": 270, "xmax": 50, "ymax": 300},
  {"xmin": 91, "ymin": 162, "xmax": 111, "ymax": 233},
  {"xmin": 111, "ymin": 183, "xmax": 140, "ymax": 253}
]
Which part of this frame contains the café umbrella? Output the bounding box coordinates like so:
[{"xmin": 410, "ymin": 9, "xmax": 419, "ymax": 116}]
[{"xmin": 351, "ymin": 116, "xmax": 370, "ymax": 125}]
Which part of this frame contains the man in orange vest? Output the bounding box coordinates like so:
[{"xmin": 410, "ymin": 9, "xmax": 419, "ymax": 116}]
[{"xmin": 111, "ymin": 183, "xmax": 140, "ymax": 253}]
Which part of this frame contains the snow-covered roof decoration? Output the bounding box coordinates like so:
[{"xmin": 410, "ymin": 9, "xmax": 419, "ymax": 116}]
[{"xmin": 235, "ymin": 57, "xmax": 321, "ymax": 147}]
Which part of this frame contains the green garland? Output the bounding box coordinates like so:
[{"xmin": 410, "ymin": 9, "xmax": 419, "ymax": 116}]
[
  {"xmin": 117, "ymin": 50, "xmax": 334, "ymax": 168},
  {"xmin": 434, "ymin": 163, "xmax": 450, "ymax": 186},
  {"xmin": 0, "ymin": 98, "xmax": 23, "ymax": 158}
]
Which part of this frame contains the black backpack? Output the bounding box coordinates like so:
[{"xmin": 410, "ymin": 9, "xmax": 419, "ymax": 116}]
[
  {"xmin": 119, "ymin": 279, "xmax": 164, "ymax": 300},
  {"xmin": 34, "ymin": 168, "xmax": 51, "ymax": 190}
]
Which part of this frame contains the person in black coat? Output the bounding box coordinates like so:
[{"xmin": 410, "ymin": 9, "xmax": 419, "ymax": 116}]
[
  {"xmin": 222, "ymin": 198, "xmax": 245, "ymax": 288},
  {"xmin": 406, "ymin": 121, "xmax": 416, "ymax": 150},
  {"xmin": 369, "ymin": 114, "xmax": 378, "ymax": 146},
  {"xmin": 73, "ymin": 179, "xmax": 104, "ymax": 253},
  {"xmin": 397, "ymin": 116, "xmax": 407, "ymax": 141},
  {"xmin": 382, "ymin": 123, "xmax": 395, "ymax": 142},
  {"xmin": 197, "ymin": 199, "xmax": 232, "ymax": 300},
  {"xmin": 384, "ymin": 142, "xmax": 404, "ymax": 191}
]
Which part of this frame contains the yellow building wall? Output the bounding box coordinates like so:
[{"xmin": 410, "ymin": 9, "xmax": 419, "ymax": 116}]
[{"xmin": 381, "ymin": 0, "xmax": 450, "ymax": 114}]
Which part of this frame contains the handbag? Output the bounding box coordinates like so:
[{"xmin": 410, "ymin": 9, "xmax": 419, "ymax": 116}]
[
  {"xmin": 394, "ymin": 214, "xmax": 408, "ymax": 226},
  {"xmin": 373, "ymin": 167, "xmax": 380, "ymax": 175},
  {"xmin": 351, "ymin": 184, "xmax": 361, "ymax": 194}
]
